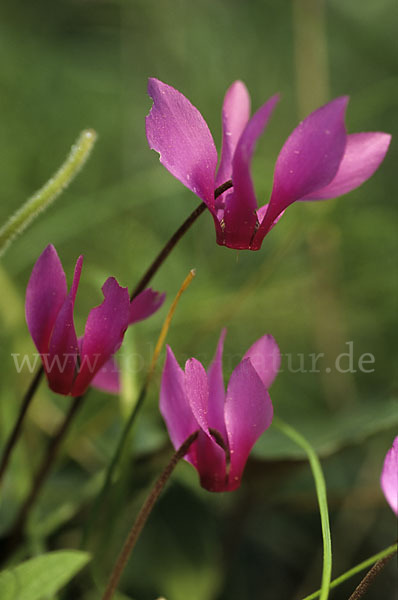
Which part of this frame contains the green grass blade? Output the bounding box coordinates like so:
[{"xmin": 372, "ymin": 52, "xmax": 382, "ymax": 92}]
[
  {"xmin": 273, "ymin": 416, "xmax": 332, "ymax": 600},
  {"xmin": 301, "ymin": 542, "xmax": 397, "ymax": 600}
]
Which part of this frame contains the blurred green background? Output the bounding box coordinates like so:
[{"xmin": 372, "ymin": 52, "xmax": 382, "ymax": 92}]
[{"xmin": 0, "ymin": 0, "xmax": 397, "ymax": 598}]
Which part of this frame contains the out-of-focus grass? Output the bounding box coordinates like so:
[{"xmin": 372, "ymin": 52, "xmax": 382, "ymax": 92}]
[{"xmin": 0, "ymin": 0, "xmax": 397, "ymax": 598}]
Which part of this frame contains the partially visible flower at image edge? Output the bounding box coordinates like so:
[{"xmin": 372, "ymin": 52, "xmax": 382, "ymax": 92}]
[
  {"xmin": 26, "ymin": 244, "xmax": 165, "ymax": 396},
  {"xmin": 146, "ymin": 78, "xmax": 391, "ymax": 250},
  {"xmin": 380, "ymin": 436, "xmax": 398, "ymax": 515},
  {"xmin": 160, "ymin": 329, "xmax": 280, "ymax": 492}
]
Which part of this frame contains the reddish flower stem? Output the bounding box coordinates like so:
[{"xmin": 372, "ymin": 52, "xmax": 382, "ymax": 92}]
[
  {"xmin": 0, "ymin": 394, "xmax": 85, "ymax": 563},
  {"xmin": 130, "ymin": 179, "xmax": 232, "ymax": 300},
  {"xmin": 101, "ymin": 432, "xmax": 198, "ymax": 600},
  {"xmin": 0, "ymin": 365, "xmax": 44, "ymax": 487},
  {"xmin": 347, "ymin": 549, "xmax": 396, "ymax": 600},
  {"xmin": 1, "ymin": 180, "xmax": 232, "ymax": 562}
]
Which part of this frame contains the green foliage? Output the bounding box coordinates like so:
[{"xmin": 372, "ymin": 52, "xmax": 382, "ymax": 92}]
[{"xmin": 0, "ymin": 551, "xmax": 90, "ymax": 600}]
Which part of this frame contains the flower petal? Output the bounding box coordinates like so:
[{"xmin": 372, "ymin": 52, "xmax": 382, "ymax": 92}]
[
  {"xmin": 46, "ymin": 256, "xmax": 82, "ymax": 395},
  {"xmin": 129, "ymin": 288, "xmax": 166, "ymax": 325},
  {"xmin": 71, "ymin": 277, "xmax": 130, "ymax": 396},
  {"xmin": 216, "ymin": 81, "xmax": 251, "ymax": 188},
  {"xmin": 206, "ymin": 329, "xmax": 227, "ymax": 439},
  {"xmin": 222, "ymin": 95, "xmax": 279, "ymax": 249},
  {"xmin": 258, "ymin": 97, "xmax": 349, "ymax": 237},
  {"xmin": 26, "ymin": 244, "xmax": 67, "ymax": 355},
  {"xmin": 146, "ymin": 78, "xmax": 218, "ymax": 209},
  {"xmin": 90, "ymin": 356, "xmax": 120, "ymax": 395},
  {"xmin": 243, "ymin": 334, "xmax": 281, "ymax": 388},
  {"xmin": 160, "ymin": 346, "xmax": 199, "ymax": 458},
  {"xmin": 185, "ymin": 357, "xmax": 228, "ymax": 492},
  {"xmin": 225, "ymin": 358, "xmax": 273, "ymax": 489},
  {"xmin": 380, "ymin": 436, "xmax": 398, "ymax": 515},
  {"xmin": 256, "ymin": 203, "xmax": 285, "ymax": 227},
  {"xmin": 300, "ymin": 133, "xmax": 391, "ymax": 200},
  {"xmin": 195, "ymin": 430, "xmax": 228, "ymax": 492},
  {"xmin": 249, "ymin": 204, "xmax": 285, "ymax": 250},
  {"xmin": 184, "ymin": 357, "xmax": 210, "ymax": 433}
]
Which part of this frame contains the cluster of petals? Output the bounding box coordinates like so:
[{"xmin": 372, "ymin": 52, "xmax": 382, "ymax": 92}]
[
  {"xmin": 380, "ymin": 436, "xmax": 398, "ymax": 515},
  {"xmin": 160, "ymin": 330, "xmax": 280, "ymax": 492},
  {"xmin": 146, "ymin": 78, "xmax": 391, "ymax": 250},
  {"xmin": 26, "ymin": 244, "xmax": 165, "ymax": 396}
]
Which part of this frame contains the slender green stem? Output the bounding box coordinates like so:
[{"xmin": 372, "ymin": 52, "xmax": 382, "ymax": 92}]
[
  {"xmin": 80, "ymin": 384, "xmax": 148, "ymax": 549},
  {"xmin": 82, "ymin": 270, "xmax": 196, "ymax": 547},
  {"xmin": 347, "ymin": 546, "xmax": 396, "ymax": 600},
  {"xmin": 0, "ymin": 366, "xmax": 44, "ymax": 486},
  {"xmin": 0, "ymin": 130, "xmax": 97, "ymax": 257},
  {"xmin": 101, "ymin": 432, "xmax": 198, "ymax": 600},
  {"xmin": 301, "ymin": 543, "xmax": 397, "ymax": 600},
  {"xmin": 273, "ymin": 417, "xmax": 332, "ymax": 600},
  {"xmin": 3, "ymin": 178, "xmax": 230, "ymax": 557}
]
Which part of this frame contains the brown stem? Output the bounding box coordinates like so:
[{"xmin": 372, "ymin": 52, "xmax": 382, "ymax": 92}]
[
  {"xmin": 130, "ymin": 179, "xmax": 232, "ymax": 300},
  {"xmin": 348, "ymin": 550, "xmax": 396, "ymax": 600},
  {"xmin": 1, "ymin": 180, "xmax": 231, "ymax": 560},
  {"xmin": 101, "ymin": 432, "xmax": 198, "ymax": 600},
  {"xmin": 0, "ymin": 366, "xmax": 44, "ymax": 486},
  {"xmin": 0, "ymin": 394, "xmax": 85, "ymax": 561}
]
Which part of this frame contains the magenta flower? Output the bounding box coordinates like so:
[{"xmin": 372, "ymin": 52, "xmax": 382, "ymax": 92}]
[
  {"xmin": 380, "ymin": 436, "xmax": 398, "ymax": 515},
  {"xmin": 160, "ymin": 330, "xmax": 280, "ymax": 492},
  {"xmin": 26, "ymin": 245, "xmax": 165, "ymax": 396},
  {"xmin": 146, "ymin": 78, "xmax": 391, "ymax": 250}
]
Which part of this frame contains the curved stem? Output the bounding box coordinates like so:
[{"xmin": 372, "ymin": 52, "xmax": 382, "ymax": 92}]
[
  {"xmin": 273, "ymin": 417, "xmax": 332, "ymax": 600},
  {"xmin": 0, "ymin": 130, "xmax": 97, "ymax": 257},
  {"xmin": 0, "ymin": 366, "xmax": 44, "ymax": 486},
  {"xmin": 0, "ymin": 394, "xmax": 85, "ymax": 562},
  {"xmin": 82, "ymin": 270, "xmax": 195, "ymax": 547},
  {"xmin": 301, "ymin": 543, "xmax": 397, "ymax": 600},
  {"xmin": 130, "ymin": 179, "xmax": 232, "ymax": 300},
  {"xmin": 101, "ymin": 432, "xmax": 198, "ymax": 600},
  {"xmin": 3, "ymin": 180, "xmax": 230, "ymax": 556},
  {"xmin": 347, "ymin": 546, "xmax": 396, "ymax": 600}
]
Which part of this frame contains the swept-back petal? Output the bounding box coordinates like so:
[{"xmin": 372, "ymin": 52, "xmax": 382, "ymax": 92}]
[
  {"xmin": 185, "ymin": 358, "xmax": 210, "ymax": 433},
  {"xmin": 243, "ymin": 334, "xmax": 281, "ymax": 388},
  {"xmin": 185, "ymin": 357, "xmax": 228, "ymax": 492},
  {"xmin": 71, "ymin": 277, "xmax": 130, "ymax": 396},
  {"xmin": 90, "ymin": 356, "xmax": 120, "ymax": 395},
  {"xmin": 129, "ymin": 288, "xmax": 166, "ymax": 324},
  {"xmin": 206, "ymin": 329, "xmax": 227, "ymax": 439},
  {"xmin": 26, "ymin": 244, "xmax": 67, "ymax": 354},
  {"xmin": 223, "ymin": 95, "xmax": 279, "ymax": 249},
  {"xmin": 380, "ymin": 436, "xmax": 398, "ymax": 515},
  {"xmin": 300, "ymin": 133, "xmax": 391, "ymax": 200},
  {"xmin": 216, "ymin": 81, "xmax": 251, "ymax": 188},
  {"xmin": 146, "ymin": 78, "xmax": 218, "ymax": 209},
  {"xmin": 257, "ymin": 97, "xmax": 349, "ymax": 238},
  {"xmin": 225, "ymin": 359, "xmax": 273, "ymax": 489},
  {"xmin": 46, "ymin": 256, "xmax": 83, "ymax": 394},
  {"xmin": 160, "ymin": 346, "xmax": 199, "ymax": 462}
]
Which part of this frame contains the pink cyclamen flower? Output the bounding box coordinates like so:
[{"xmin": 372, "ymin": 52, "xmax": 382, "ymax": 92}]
[
  {"xmin": 146, "ymin": 78, "xmax": 391, "ymax": 250},
  {"xmin": 160, "ymin": 330, "xmax": 280, "ymax": 492},
  {"xmin": 380, "ymin": 436, "xmax": 398, "ymax": 515},
  {"xmin": 26, "ymin": 244, "xmax": 165, "ymax": 396}
]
